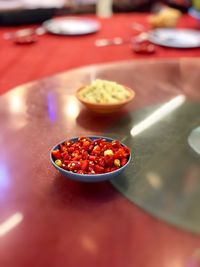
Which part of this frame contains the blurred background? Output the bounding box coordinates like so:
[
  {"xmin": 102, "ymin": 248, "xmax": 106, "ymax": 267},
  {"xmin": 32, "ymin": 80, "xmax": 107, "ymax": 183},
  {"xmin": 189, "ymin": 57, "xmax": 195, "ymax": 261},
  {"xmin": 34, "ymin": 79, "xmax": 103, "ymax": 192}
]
[{"xmin": 0, "ymin": 0, "xmax": 192, "ymax": 25}]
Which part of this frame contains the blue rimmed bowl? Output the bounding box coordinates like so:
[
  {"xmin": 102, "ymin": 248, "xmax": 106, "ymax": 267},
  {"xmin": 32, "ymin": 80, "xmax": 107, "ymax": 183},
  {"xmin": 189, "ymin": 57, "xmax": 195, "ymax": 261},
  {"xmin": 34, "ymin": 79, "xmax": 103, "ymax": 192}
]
[{"xmin": 50, "ymin": 136, "xmax": 131, "ymax": 182}]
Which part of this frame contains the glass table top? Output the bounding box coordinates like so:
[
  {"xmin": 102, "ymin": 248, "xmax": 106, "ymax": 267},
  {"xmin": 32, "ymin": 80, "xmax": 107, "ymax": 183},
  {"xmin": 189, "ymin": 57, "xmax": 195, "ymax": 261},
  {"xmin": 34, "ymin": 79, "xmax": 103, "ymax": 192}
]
[{"xmin": 108, "ymin": 101, "xmax": 200, "ymax": 233}]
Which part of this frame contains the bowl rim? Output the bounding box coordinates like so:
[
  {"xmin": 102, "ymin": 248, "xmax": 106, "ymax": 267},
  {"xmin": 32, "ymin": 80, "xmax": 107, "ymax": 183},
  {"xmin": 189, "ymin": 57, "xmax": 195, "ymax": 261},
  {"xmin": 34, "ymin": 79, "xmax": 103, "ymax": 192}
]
[
  {"xmin": 76, "ymin": 84, "xmax": 135, "ymax": 106},
  {"xmin": 50, "ymin": 135, "xmax": 131, "ymax": 179}
]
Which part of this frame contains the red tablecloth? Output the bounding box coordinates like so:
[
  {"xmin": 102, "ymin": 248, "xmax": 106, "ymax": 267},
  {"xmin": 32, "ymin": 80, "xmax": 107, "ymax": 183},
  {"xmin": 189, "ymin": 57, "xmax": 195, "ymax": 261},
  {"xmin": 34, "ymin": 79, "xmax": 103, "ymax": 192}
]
[
  {"xmin": 0, "ymin": 13, "xmax": 199, "ymax": 95},
  {"xmin": 1, "ymin": 13, "xmax": 200, "ymax": 267}
]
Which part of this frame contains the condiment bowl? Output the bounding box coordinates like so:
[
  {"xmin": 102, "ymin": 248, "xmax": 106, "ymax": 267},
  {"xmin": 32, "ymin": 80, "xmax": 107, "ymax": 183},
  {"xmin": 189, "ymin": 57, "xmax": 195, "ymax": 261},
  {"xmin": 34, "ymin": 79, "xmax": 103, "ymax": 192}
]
[
  {"xmin": 76, "ymin": 82, "xmax": 135, "ymax": 113},
  {"xmin": 50, "ymin": 136, "xmax": 131, "ymax": 182}
]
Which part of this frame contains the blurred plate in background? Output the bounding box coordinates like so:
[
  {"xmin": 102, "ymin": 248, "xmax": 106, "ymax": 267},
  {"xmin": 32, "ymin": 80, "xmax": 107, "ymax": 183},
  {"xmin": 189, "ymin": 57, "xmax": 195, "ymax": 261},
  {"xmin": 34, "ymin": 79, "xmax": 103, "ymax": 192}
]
[
  {"xmin": 188, "ymin": 126, "xmax": 200, "ymax": 155},
  {"xmin": 43, "ymin": 17, "xmax": 101, "ymax": 35},
  {"xmin": 148, "ymin": 28, "xmax": 200, "ymax": 48}
]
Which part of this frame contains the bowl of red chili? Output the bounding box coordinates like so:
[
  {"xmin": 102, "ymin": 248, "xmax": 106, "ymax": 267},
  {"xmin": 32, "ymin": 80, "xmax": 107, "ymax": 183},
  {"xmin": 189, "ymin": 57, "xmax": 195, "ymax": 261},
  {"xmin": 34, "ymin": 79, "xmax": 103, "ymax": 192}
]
[{"xmin": 50, "ymin": 136, "xmax": 131, "ymax": 182}]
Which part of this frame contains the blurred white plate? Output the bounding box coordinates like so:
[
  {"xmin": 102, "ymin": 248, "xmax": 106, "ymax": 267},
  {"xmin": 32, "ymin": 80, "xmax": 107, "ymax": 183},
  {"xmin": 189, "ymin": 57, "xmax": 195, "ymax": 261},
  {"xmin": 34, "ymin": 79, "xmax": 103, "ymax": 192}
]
[
  {"xmin": 0, "ymin": 0, "xmax": 23, "ymax": 10},
  {"xmin": 188, "ymin": 126, "xmax": 200, "ymax": 155},
  {"xmin": 148, "ymin": 28, "xmax": 200, "ymax": 48},
  {"xmin": 43, "ymin": 17, "xmax": 101, "ymax": 36}
]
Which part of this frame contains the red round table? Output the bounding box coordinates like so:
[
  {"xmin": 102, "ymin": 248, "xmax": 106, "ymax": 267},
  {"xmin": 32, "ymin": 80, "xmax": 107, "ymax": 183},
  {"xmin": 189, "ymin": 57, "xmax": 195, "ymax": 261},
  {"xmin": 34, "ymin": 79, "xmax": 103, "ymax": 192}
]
[{"xmin": 0, "ymin": 58, "xmax": 200, "ymax": 267}]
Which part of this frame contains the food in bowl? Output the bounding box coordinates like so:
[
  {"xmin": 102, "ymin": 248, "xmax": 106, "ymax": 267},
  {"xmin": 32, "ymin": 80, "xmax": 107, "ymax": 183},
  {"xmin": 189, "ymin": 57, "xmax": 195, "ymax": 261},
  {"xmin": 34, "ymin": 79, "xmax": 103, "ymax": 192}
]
[
  {"xmin": 76, "ymin": 79, "xmax": 135, "ymax": 113},
  {"xmin": 77, "ymin": 79, "xmax": 133, "ymax": 104},
  {"xmin": 51, "ymin": 136, "xmax": 131, "ymax": 175},
  {"xmin": 149, "ymin": 7, "xmax": 181, "ymax": 28}
]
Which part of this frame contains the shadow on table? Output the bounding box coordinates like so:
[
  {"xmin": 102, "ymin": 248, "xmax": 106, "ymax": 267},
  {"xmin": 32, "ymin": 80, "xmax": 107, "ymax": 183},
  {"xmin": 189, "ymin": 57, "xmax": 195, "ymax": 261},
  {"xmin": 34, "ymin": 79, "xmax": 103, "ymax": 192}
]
[
  {"xmin": 76, "ymin": 108, "xmax": 133, "ymax": 132},
  {"xmin": 49, "ymin": 173, "xmax": 120, "ymax": 210}
]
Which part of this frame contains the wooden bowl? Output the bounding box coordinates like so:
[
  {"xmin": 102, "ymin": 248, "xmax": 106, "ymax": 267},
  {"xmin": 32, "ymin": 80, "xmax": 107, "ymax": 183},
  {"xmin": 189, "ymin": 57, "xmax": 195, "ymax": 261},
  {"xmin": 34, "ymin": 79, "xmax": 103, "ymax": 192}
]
[{"xmin": 76, "ymin": 85, "xmax": 135, "ymax": 113}]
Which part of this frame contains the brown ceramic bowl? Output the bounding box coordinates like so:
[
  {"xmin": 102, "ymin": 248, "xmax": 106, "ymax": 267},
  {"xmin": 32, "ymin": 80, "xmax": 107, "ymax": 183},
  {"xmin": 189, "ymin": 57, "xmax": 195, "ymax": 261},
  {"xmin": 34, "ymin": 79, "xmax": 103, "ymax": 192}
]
[{"xmin": 76, "ymin": 85, "xmax": 135, "ymax": 114}]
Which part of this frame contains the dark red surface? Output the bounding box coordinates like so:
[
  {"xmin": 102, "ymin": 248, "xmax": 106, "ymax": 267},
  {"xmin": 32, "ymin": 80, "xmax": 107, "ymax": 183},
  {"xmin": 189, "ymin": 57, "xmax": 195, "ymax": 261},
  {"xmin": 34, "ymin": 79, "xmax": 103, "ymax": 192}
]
[
  {"xmin": 1, "ymin": 13, "xmax": 200, "ymax": 267},
  {"xmin": 0, "ymin": 58, "xmax": 200, "ymax": 267},
  {"xmin": 0, "ymin": 13, "xmax": 200, "ymax": 95}
]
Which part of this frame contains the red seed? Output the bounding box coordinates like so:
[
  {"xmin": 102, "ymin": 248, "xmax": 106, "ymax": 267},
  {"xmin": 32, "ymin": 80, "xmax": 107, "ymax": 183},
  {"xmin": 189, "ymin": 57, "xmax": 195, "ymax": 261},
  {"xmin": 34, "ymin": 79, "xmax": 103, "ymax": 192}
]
[
  {"xmin": 81, "ymin": 160, "xmax": 89, "ymax": 171},
  {"xmin": 121, "ymin": 158, "xmax": 128, "ymax": 166}
]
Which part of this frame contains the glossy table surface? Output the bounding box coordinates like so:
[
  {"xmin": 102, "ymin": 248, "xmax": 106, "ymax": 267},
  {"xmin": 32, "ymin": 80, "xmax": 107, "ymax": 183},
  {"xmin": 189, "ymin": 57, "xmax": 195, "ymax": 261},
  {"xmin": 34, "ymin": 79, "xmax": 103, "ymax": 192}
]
[{"xmin": 0, "ymin": 58, "xmax": 200, "ymax": 267}]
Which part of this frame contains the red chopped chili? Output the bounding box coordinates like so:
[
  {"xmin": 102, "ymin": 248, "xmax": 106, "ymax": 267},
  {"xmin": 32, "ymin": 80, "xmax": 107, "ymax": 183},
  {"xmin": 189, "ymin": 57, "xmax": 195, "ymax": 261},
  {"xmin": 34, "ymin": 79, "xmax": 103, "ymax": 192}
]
[{"xmin": 52, "ymin": 137, "xmax": 130, "ymax": 175}]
